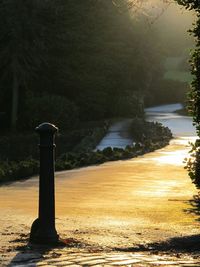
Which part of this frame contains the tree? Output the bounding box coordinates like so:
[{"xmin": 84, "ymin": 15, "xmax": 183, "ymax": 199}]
[
  {"xmin": 57, "ymin": 0, "xmax": 163, "ymax": 120},
  {"xmin": 0, "ymin": 0, "xmax": 168, "ymax": 130},
  {"xmin": 0, "ymin": 0, "xmax": 66, "ymax": 130},
  {"xmin": 173, "ymin": 0, "xmax": 200, "ymax": 186}
]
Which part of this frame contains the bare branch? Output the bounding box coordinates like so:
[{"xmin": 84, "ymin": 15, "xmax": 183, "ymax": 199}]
[{"xmin": 112, "ymin": 0, "xmax": 172, "ymax": 23}]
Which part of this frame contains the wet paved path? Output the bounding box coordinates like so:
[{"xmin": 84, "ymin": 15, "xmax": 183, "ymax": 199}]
[
  {"xmin": 6, "ymin": 248, "xmax": 200, "ymax": 267},
  {"xmin": 1, "ymin": 104, "xmax": 200, "ymax": 266},
  {"xmin": 96, "ymin": 119, "xmax": 133, "ymax": 150}
]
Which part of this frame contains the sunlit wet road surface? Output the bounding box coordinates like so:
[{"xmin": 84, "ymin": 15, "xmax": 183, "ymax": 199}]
[{"xmin": 1, "ymin": 104, "xmax": 200, "ymax": 266}]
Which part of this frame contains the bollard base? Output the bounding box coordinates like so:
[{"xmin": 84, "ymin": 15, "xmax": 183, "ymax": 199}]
[
  {"xmin": 28, "ymin": 238, "xmax": 68, "ymax": 249},
  {"xmin": 30, "ymin": 218, "xmax": 60, "ymax": 245}
]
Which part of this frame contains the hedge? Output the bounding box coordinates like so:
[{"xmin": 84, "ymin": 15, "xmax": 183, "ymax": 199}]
[{"xmin": 0, "ymin": 120, "xmax": 172, "ymax": 184}]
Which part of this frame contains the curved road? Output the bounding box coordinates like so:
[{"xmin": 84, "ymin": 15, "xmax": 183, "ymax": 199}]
[{"xmin": 0, "ymin": 103, "xmax": 200, "ymax": 265}]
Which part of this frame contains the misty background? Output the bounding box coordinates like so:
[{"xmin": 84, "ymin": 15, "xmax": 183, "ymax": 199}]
[
  {"xmin": 0, "ymin": 0, "xmax": 195, "ymax": 131},
  {"xmin": 0, "ymin": 0, "xmax": 197, "ymax": 183}
]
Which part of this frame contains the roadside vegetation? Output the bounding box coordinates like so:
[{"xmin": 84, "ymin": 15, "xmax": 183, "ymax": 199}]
[
  {"xmin": 176, "ymin": 0, "xmax": 200, "ymax": 188},
  {"xmin": 0, "ymin": 0, "xmax": 191, "ymax": 183},
  {"xmin": 0, "ymin": 120, "xmax": 172, "ymax": 184}
]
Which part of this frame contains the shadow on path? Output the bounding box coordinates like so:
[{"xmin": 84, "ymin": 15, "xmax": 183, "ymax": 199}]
[
  {"xmin": 7, "ymin": 236, "xmax": 101, "ymax": 266},
  {"xmin": 115, "ymin": 234, "xmax": 200, "ymax": 253},
  {"xmin": 114, "ymin": 194, "xmax": 200, "ymax": 254},
  {"xmin": 7, "ymin": 193, "xmax": 200, "ymax": 265},
  {"xmin": 7, "ymin": 232, "xmax": 200, "ymax": 266},
  {"xmin": 184, "ymin": 193, "xmax": 200, "ymax": 222},
  {"xmin": 8, "ymin": 244, "xmax": 47, "ymax": 267}
]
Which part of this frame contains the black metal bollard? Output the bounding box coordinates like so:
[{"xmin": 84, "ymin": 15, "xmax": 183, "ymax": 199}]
[{"xmin": 30, "ymin": 122, "xmax": 59, "ymax": 244}]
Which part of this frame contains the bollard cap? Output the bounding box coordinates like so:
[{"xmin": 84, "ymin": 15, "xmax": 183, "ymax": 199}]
[{"xmin": 35, "ymin": 122, "xmax": 58, "ymax": 134}]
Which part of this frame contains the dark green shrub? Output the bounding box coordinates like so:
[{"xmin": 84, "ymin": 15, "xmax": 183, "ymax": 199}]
[
  {"xmin": 130, "ymin": 120, "xmax": 172, "ymax": 143},
  {"xmin": 144, "ymin": 79, "xmax": 189, "ymax": 107},
  {"xmin": 102, "ymin": 147, "xmax": 113, "ymax": 157},
  {"xmin": 56, "ymin": 160, "xmax": 73, "ymax": 171},
  {"xmin": 16, "ymin": 160, "xmax": 39, "ymax": 178},
  {"xmin": 0, "ymin": 134, "xmax": 38, "ymax": 161},
  {"xmin": 20, "ymin": 94, "xmax": 79, "ymax": 130},
  {"xmin": 0, "ymin": 118, "xmax": 172, "ymax": 184},
  {"xmin": 111, "ymin": 151, "xmax": 124, "ymax": 161},
  {"xmin": 184, "ymin": 139, "xmax": 200, "ymax": 189},
  {"xmin": 89, "ymin": 152, "xmax": 106, "ymax": 164},
  {"xmin": 73, "ymin": 125, "xmax": 109, "ymax": 153},
  {"xmin": 112, "ymin": 93, "xmax": 144, "ymax": 117},
  {"xmin": 122, "ymin": 150, "xmax": 133, "ymax": 158},
  {"xmin": 0, "ymin": 130, "xmax": 93, "ymax": 161},
  {"xmin": 113, "ymin": 147, "xmax": 124, "ymax": 153},
  {"xmin": 0, "ymin": 159, "xmax": 39, "ymax": 183}
]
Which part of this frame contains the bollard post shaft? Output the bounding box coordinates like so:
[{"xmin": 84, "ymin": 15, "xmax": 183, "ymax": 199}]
[{"xmin": 30, "ymin": 122, "xmax": 59, "ymax": 244}]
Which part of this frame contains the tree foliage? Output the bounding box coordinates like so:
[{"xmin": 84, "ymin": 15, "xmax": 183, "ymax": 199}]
[
  {"xmin": 0, "ymin": 0, "xmax": 67, "ymax": 130},
  {"xmin": 176, "ymin": 0, "xmax": 200, "ymax": 186},
  {"xmin": 0, "ymin": 0, "xmax": 186, "ymax": 132}
]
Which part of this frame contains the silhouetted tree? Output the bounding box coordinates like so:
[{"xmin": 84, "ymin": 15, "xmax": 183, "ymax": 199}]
[{"xmin": 0, "ymin": 0, "xmax": 66, "ymax": 130}]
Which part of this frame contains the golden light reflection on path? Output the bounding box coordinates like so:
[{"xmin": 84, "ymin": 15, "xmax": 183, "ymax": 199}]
[
  {"xmin": 0, "ymin": 134, "xmax": 199, "ymax": 250},
  {"xmin": 156, "ymin": 137, "xmax": 196, "ymax": 164},
  {"xmin": 137, "ymin": 137, "xmax": 197, "ymax": 166}
]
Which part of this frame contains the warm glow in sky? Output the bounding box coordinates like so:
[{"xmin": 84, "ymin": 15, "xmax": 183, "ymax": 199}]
[{"xmin": 126, "ymin": 0, "xmax": 195, "ymax": 24}]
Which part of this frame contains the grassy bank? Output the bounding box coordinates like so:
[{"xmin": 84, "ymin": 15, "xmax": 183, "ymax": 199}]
[{"xmin": 0, "ymin": 120, "xmax": 172, "ymax": 184}]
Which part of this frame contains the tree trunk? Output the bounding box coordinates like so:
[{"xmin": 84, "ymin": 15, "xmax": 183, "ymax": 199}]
[{"xmin": 11, "ymin": 61, "xmax": 19, "ymax": 131}]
